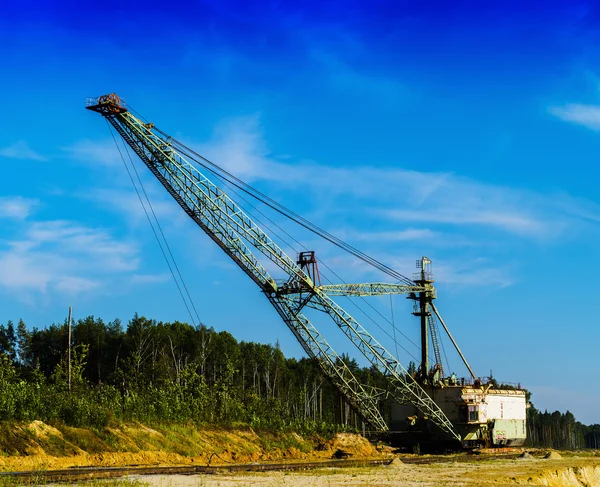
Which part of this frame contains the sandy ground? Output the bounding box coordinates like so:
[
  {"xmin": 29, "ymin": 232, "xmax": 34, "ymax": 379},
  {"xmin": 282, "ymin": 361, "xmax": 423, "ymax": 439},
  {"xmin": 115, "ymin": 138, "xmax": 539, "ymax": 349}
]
[{"xmin": 129, "ymin": 455, "xmax": 600, "ymax": 487}]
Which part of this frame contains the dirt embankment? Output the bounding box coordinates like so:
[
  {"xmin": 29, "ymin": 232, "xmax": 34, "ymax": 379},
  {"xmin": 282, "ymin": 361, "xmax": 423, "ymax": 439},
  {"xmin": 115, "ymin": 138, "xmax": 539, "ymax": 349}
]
[
  {"xmin": 536, "ymin": 464, "xmax": 600, "ymax": 486},
  {"xmin": 0, "ymin": 420, "xmax": 378, "ymax": 471},
  {"xmin": 3, "ymin": 422, "xmax": 600, "ymax": 487}
]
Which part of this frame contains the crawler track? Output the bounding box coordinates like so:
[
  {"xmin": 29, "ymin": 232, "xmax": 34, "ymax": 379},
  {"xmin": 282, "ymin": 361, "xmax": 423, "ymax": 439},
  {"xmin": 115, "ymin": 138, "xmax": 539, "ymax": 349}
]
[{"xmin": 0, "ymin": 458, "xmax": 392, "ymax": 483}]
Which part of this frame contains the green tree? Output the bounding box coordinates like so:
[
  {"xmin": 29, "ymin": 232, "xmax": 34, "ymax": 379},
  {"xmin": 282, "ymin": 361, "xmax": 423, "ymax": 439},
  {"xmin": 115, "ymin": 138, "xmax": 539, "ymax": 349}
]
[
  {"xmin": 0, "ymin": 321, "xmax": 16, "ymax": 362},
  {"xmin": 16, "ymin": 318, "xmax": 30, "ymax": 367}
]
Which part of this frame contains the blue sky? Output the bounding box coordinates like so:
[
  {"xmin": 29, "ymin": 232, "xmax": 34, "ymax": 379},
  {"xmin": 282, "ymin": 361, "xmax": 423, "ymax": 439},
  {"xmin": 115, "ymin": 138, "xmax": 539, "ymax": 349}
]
[{"xmin": 2, "ymin": 0, "xmax": 600, "ymax": 423}]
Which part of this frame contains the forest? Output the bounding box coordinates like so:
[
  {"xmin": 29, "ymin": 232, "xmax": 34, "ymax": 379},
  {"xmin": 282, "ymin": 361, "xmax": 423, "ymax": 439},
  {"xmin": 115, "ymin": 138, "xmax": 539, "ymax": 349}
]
[{"xmin": 0, "ymin": 314, "xmax": 597, "ymax": 449}]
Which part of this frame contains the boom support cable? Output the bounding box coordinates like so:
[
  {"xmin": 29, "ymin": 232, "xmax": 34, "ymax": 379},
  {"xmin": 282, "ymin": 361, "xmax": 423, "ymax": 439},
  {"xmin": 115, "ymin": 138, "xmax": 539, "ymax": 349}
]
[
  {"xmin": 106, "ymin": 120, "xmax": 200, "ymax": 327},
  {"xmin": 206, "ymin": 165, "xmax": 423, "ymax": 361},
  {"xmin": 121, "ymin": 137, "xmax": 202, "ymax": 327},
  {"xmin": 130, "ymin": 105, "xmax": 413, "ymax": 285},
  {"xmin": 167, "ymin": 138, "xmax": 415, "ymax": 286},
  {"xmin": 118, "ymin": 112, "xmax": 433, "ymax": 368},
  {"xmin": 175, "ymin": 138, "xmax": 438, "ymax": 366},
  {"xmin": 436, "ymin": 314, "xmax": 451, "ymax": 375},
  {"xmin": 390, "ymin": 294, "xmax": 400, "ymax": 361}
]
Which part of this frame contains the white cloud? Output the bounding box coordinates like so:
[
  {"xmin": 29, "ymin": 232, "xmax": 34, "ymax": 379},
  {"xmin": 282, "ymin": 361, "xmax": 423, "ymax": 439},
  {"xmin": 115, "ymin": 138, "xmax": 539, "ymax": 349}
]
[
  {"xmin": 0, "ymin": 141, "xmax": 46, "ymax": 161},
  {"xmin": 130, "ymin": 273, "xmax": 170, "ymax": 285},
  {"xmin": 190, "ymin": 115, "xmax": 272, "ymax": 182},
  {"xmin": 550, "ymin": 103, "xmax": 600, "ymax": 131},
  {"xmin": 433, "ymin": 259, "xmax": 514, "ymax": 288},
  {"xmin": 80, "ymin": 187, "xmax": 184, "ymax": 227},
  {"xmin": 171, "ymin": 119, "xmax": 599, "ymax": 240},
  {"xmin": 64, "ymin": 139, "xmax": 123, "ymax": 166},
  {"xmin": 165, "ymin": 119, "xmax": 600, "ymax": 247},
  {"xmin": 54, "ymin": 276, "xmax": 100, "ymax": 294},
  {"xmin": 26, "ymin": 220, "xmax": 139, "ymax": 272},
  {"xmin": 0, "ymin": 249, "xmax": 102, "ymax": 296},
  {"xmin": 344, "ymin": 228, "xmax": 438, "ymax": 242},
  {"xmin": 0, "ymin": 197, "xmax": 38, "ymax": 220},
  {"xmin": 318, "ymin": 248, "xmax": 513, "ymax": 290},
  {"xmin": 0, "ymin": 219, "xmax": 139, "ymax": 298},
  {"xmin": 63, "ymin": 113, "xmax": 600, "ymax": 295},
  {"xmin": 386, "ymin": 209, "xmax": 548, "ymax": 237},
  {"xmin": 341, "ymin": 228, "xmax": 479, "ymax": 247},
  {"xmin": 296, "ymin": 165, "xmax": 599, "ymax": 239}
]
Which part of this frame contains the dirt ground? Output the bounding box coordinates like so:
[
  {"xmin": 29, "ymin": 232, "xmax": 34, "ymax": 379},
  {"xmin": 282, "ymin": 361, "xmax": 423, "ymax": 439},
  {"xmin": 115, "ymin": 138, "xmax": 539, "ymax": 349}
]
[
  {"xmin": 3, "ymin": 422, "xmax": 600, "ymax": 486},
  {"xmin": 132, "ymin": 454, "xmax": 600, "ymax": 487}
]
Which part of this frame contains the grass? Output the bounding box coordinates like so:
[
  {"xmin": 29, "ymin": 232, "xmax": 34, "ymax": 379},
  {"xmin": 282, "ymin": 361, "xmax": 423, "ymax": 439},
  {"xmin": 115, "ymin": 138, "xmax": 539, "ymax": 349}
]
[
  {"xmin": 59, "ymin": 425, "xmax": 115, "ymax": 454},
  {"xmin": 0, "ymin": 423, "xmax": 32, "ymax": 456},
  {"xmin": 0, "ymin": 476, "xmax": 150, "ymax": 486},
  {"xmin": 257, "ymin": 431, "xmax": 313, "ymax": 454}
]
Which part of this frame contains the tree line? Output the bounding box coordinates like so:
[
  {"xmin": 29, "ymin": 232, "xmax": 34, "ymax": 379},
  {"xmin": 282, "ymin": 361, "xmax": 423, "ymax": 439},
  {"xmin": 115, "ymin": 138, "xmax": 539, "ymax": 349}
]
[
  {"xmin": 0, "ymin": 315, "xmax": 382, "ymax": 432},
  {"xmin": 0, "ymin": 315, "xmax": 597, "ymax": 449},
  {"xmin": 527, "ymin": 407, "xmax": 600, "ymax": 450}
]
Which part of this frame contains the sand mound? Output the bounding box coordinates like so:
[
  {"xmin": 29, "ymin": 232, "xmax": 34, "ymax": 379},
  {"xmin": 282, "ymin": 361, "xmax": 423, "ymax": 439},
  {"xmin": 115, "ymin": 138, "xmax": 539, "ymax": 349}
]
[
  {"xmin": 517, "ymin": 452, "xmax": 533, "ymax": 460},
  {"xmin": 543, "ymin": 451, "xmax": 562, "ymax": 459},
  {"xmin": 26, "ymin": 420, "xmax": 63, "ymax": 440},
  {"xmin": 322, "ymin": 433, "xmax": 378, "ymax": 457},
  {"xmin": 388, "ymin": 457, "xmax": 405, "ymax": 468}
]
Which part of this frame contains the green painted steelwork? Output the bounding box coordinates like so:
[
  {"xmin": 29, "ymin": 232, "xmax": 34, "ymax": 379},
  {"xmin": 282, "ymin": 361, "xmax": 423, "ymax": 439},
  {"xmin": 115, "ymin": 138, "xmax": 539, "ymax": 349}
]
[
  {"xmin": 316, "ymin": 283, "xmax": 430, "ymax": 296},
  {"xmin": 86, "ymin": 95, "xmax": 461, "ymax": 441}
]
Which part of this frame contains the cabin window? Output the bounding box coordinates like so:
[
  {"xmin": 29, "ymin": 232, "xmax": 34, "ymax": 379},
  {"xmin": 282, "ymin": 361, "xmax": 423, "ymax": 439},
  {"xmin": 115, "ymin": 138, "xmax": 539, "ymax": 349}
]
[{"xmin": 468, "ymin": 405, "xmax": 479, "ymax": 422}]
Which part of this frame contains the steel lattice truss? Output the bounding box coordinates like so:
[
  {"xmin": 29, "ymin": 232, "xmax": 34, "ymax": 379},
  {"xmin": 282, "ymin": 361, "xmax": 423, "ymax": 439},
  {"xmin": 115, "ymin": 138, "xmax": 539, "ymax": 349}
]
[
  {"xmin": 86, "ymin": 95, "xmax": 460, "ymax": 441},
  {"xmin": 316, "ymin": 283, "xmax": 431, "ymax": 296}
]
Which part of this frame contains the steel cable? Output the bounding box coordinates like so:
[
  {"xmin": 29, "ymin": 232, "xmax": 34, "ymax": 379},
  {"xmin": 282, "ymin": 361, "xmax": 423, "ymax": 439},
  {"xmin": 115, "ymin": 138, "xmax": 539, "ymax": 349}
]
[{"xmin": 106, "ymin": 120, "xmax": 200, "ymax": 327}]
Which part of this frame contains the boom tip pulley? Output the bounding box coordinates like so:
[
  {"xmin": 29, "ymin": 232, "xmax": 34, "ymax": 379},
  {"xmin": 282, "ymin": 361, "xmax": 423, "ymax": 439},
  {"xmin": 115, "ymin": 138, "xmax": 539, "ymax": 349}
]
[{"xmin": 86, "ymin": 93, "xmax": 128, "ymax": 115}]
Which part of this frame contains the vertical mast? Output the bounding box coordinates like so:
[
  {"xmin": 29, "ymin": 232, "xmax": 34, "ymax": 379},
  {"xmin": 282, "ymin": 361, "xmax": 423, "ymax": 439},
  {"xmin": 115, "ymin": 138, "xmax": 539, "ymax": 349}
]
[{"xmin": 413, "ymin": 257, "xmax": 433, "ymax": 382}]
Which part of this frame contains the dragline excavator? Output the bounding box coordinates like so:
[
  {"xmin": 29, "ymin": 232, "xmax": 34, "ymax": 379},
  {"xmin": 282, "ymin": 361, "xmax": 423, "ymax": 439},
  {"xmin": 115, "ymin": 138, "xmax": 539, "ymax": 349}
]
[{"xmin": 86, "ymin": 93, "xmax": 527, "ymax": 450}]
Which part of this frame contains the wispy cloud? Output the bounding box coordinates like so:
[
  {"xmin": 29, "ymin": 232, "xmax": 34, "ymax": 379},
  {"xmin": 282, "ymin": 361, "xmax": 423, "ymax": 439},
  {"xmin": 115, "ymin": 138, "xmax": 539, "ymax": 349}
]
[
  {"xmin": 192, "ymin": 115, "xmax": 272, "ymax": 183},
  {"xmin": 193, "ymin": 118, "xmax": 600, "ymax": 288},
  {"xmin": 334, "ymin": 228, "xmax": 479, "ymax": 248},
  {"xmin": 79, "ymin": 187, "xmax": 184, "ymax": 227},
  {"xmin": 64, "ymin": 139, "xmax": 123, "ymax": 166},
  {"xmin": 433, "ymin": 259, "xmax": 515, "ymax": 288},
  {"xmin": 0, "ymin": 196, "xmax": 38, "ymax": 220},
  {"xmin": 318, "ymin": 249, "xmax": 514, "ymax": 290},
  {"xmin": 0, "ymin": 245, "xmax": 100, "ymax": 296},
  {"xmin": 178, "ymin": 119, "xmax": 600, "ymax": 241},
  {"xmin": 0, "ymin": 219, "xmax": 139, "ymax": 298},
  {"xmin": 348, "ymin": 228, "xmax": 439, "ymax": 242},
  {"xmin": 64, "ymin": 114, "xmax": 600, "ymax": 293},
  {"xmin": 26, "ymin": 220, "xmax": 139, "ymax": 272},
  {"xmin": 0, "ymin": 141, "xmax": 46, "ymax": 161},
  {"xmin": 130, "ymin": 273, "xmax": 171, "ymax": 285},
  {"xmin": 386, "ymin": 209, "xmax": 547, "ymax": 237},
  {"xmin": 550, "ymin": 103, "xmax": 600, "ymax": 131},
  {"xmin": 303, "ymin": 167, "xmax": 596, "ymax": 239}
]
